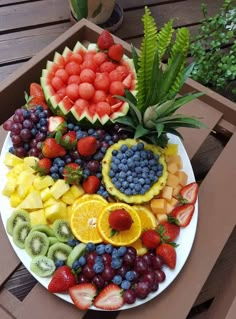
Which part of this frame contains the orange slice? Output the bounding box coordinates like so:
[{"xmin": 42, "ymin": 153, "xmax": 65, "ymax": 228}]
[
  {"xmin": 97, "ymin": 203, "xmax": 141, "ymax": 246},
  {"xmin": 130, "ymin": 238, "xmax": 148, "ymax": 256},
  {"xmin": 133, "ymin": 205, "xmax": 157, "ymax": 230},
  {"xmin": 71, "ymin": 194, "xmax": 107, "ymax": 213},
  {"xmin": 70, "ymin": 200, "xmax": 107, "ymax": 243}
]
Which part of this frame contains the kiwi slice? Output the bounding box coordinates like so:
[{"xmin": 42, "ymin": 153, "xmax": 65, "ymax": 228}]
[
  {"xmin": 7, "ymin": 209, "xmax": 30, "ymax": 235},
  {"xmin": 48, "ymin": 237, "xmax": 59, "ymax": 246},
  {"xmin": 25, "ymin": 231, "xmax": 49, "ymax": 258},
  {"xmin": 47, "ymin": 242, "xmax": 72, "ymax": 262},
  {"xmin": 13, "ymin": 221, "xmax": 31, "ymax": 249},
  {"xmin": 30, "ymin": 255, "xmax": 55, "ymax": 277},
  {"xmin": 66, "ymin": 243, "xmax": 86, "ymax": 268},
  {"xmin": 30, "ymin": 225, "xmax": 55, "ymax": 237},
  {"xmin": 53, "ymin": 220, "xmax": 73, "ymax": 242}
]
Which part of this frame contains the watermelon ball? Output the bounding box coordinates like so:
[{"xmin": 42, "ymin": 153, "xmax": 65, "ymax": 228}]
[
  {"xmin": 93, "ymin": 52, "xmax": 107, "ymax": 66},
  {"xmin": 79, "ymin": 83, "xmax": 95, "ymax": 100},
  {"xmin": 109, "ymin": 81, "xmax": 125, "ymax": 96},
  {"xmin": 92, "ymin": 90, "xmax": 107, "ymax": 103},
  {"xmin": 66, "ymin": 83, "xmax": 80, "ymax": 101},
  {"xmin": 80, "ymin": 69, "xmax": 96, "ymax": 84},
  {"xmin": 100, "ymin": 61, "xmax": 116, "ymax": 73},
  {"xmin": 81, "ymin": 60, "xmax": 97, "ymax": 72},
  {"xmin": 96, "ymin": 102, "xmax": 111, "ymax": 117},
  {"xmin": 55, "ymin": 69, "xmax": 69, "ymax": 83},
  {"xmin": 94, "ymin": 73, "xmax": 110, "ymax": 92},
  {"xmin": 69, "ymin": 53, "xmax": 83, "ymax": 64},
  {"xmin": 74, "ymin": 99, "xmax": 89, "ymax": 114},
  {"xmin": 68, "ymin": 75, "xmax": 81, "ymax": 85},
  {"xmin": 65, "ymin": 61, "xmax": 81, "ymax": 75},
  {"xmin": 109, "ymin": 70, "xmax": 123, "ymax": 82},
  {"xmin": 51, "ymin": 76, "xmax": 65, "ymax": 91}
]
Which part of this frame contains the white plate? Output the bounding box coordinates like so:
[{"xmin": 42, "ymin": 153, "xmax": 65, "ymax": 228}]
[{"xmin": 0, "ymin": 133, "xmax": 198, "ymax": 311}]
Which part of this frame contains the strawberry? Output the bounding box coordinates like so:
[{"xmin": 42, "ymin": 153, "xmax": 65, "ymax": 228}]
[
  {"xmin": 48, "ymin": 116, "xmax": 66, "ymax": 133},
  {"xmin": 69, "ymin": 283, "xmax": 97, "ymax": 310},
  {"xmin": 29, "ymin": 83, "xmax": 48, "ymax": 109},
  {"xmin": 42, "ymin": 138, "xmax": 66, "ymax": 158},
  {"xmin": 108, "ymin": 44, "xmax": 124, "ymax": 62},
  {"xmin": 48, "ymin": 266, "xmax": 76, "ymax": 293},
  {"xmin": 158, "ymin": 222, "xmax": 180, "ymax": 242},
  {"xmin": 141, "ymin": 229, "xmax": 161, "ymax": 249},
  {"xmin": 156, "ymin": 243, "xmax": 176, "ymax": 269},
  {"xmin": 34, "ymin": 158, "xmax": 52, "ymax": 176},
  {"xmin": 82, "ymin": 175, "xmax": 100, "ymax": 194},
  {"xmin": 178, "ymin": 182, "xmax": 198, "ymax": 204},
  {"xmin": 61, "ymin": 131, "xmax": 77, "ymax": 150},
  {"xmin": 97, "ymin": 30, "xmax": 114, "ymax": 50},
  {"xmin": 93, "ymin": 284, "xmax": 124, "ymax": 310},
  {"xmin": 109, "ymin": 209, "xmax": 133, "ymax": 232},
  {"xmin": 77, "ymin": 136, "xmax": 97, "ymax": 157},
  {"xmin": 63, "ymin": 163, "xmax": 83, "ymax": 185},
  {"xmin": 170, "ymin": 204, "xmax": 195, "ymax": 227}
]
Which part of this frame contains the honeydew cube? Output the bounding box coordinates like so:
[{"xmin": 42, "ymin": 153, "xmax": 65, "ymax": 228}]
[
  {"xmin": 2, "ymin": 177, "xmax": 17, "ymax": 197},
  {"xmin": 4, "ymin": 153, "xmax": 23, "ymax": 167},
  {"xmin": 23, "ymin": 156, "xmax": 38, "ymax": 168},
  {"xmin": 41, "ymin": 187, "xmax": 52, "ymax": 202},
  {"xmin": 43, "ymin": 197, "xmax": 58, "ymax": 208},
  {"xmin": 164, "ymin": 144, "xmax": 178, "ymax": 156},
  {"xmin": 33, "ymin": 175, "xmax": 54, "ymax": 190},
  {"xmin": 61, "ymin": 189, "xmax": 75, "ymax": 205},
  {"xmin": 156, "ymin": 214, "xmax": 168, "ymax": 223},
  {"xmin": 167, "ymin": 162, "xmax": 179, "ymax": 174},
  {"xmin": 30, "ymin": 209, "xmax": 47, "ymax": 226},
  {"xmin": 166, "ymin": 202, "xmax": 174, "ymax": 214},
  {"xmin": 70, "ymin": 185, "xmax": 85, "ymax": 198},
  {"xmin": 175, "ymin": 171, "xmax": 188, "ymax": 186},
  {"xmin": 45, "ymin": 202, "xmax": 67, "ymax": 223},
  {"xmin": 19, "ymin": 191, "xmax": 43, "ymax": 209},
  {"xmin": 10, "ymin": 192, "xmax": 22, "ymax": 207},
  {"xmin": 161, "ymin": 186, "xmax": 173, "ymax": 201},
  {"xmin": 50, "ymin": 179, "xmax": 70, "ymax": 199},
  {"xmin": 166, "ymin": 173, "xmax": 179, "ymax": 188},
  {"xmin": 168, "ymin": 197, "xmax": 179, "ymax": 207},
  {"xmin": 172, "ymin": 184, "xmax": 182, "ymax": 196},
  {"xmin": 150, "ymin": 198, "xmax": 167, "ymax": 215}
]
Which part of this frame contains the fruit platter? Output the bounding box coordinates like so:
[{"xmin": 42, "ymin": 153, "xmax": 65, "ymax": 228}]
[{"xmin": 0, "ymin": 8, "xmax": 204, "ymax": 311}]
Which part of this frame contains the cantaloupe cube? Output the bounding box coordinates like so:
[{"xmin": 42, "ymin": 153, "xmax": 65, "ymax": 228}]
[
  {"xmin": 172, "ymin": 184, "xmax": 182, "ymax": 196},
  {"xmin": 166, "ymin": 202, "xmax": 174, "ymax": 214},
  {"xmin": 70, "ymin": 185, "xmax": 85, "ymax": 199},
  {"xmin": 161, "ymin": 186, "xmax": 173, "ymax": 201},
  {"xmin": 150, "ymin": 198, "xmax": 167, "ymax": 215},
  {"xmin": 41, "ymin": 187, "xmax": 52, "ymax": 202},
  {"xmin": 166, "ymin": 155, "xmax": 183, "ymax": 169},
  {"xmin": 176, "ymin": 171, "xmax": 188, "ymax": 186},
  {"xmin": 45, "ymin": 202, "xmax": 67, "ymax": 223},
  {"xmin": 156, "ymin": 214, "xmax": 168, "ymax": 223},
  {"xmin": 61, "ymin": 189, "xmax": 75, "ymax": 205},
  {"xmin": 50, "ymin": 179, "xmax": 70, "ymax": 199},
  {"xmin": 30, "ymin": 209, "xmax": 47, "ymax": 226},
  {"xmin": 168, "ymin": 197, "xmax": 179, "ymax": 207},
  {"xmin": 33, "ymin": 175, "xmax": 54, "ymax": 190},
  {"xmin": 166, "ymin": 173, "xmax": 179, "ymax": 188},
  {"xmin": 164, "ymin": 144, "xmax": 178, "ymax": 156},
  {"xmin": 4, "ymin": 152, "xmax": 23, "ymax": 167},
  {"xmin": 167, "ymin": 162, "xmax": 179, "ymax": 174}
]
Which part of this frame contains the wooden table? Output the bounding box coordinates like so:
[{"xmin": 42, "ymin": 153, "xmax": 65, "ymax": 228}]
[{"xmin": 0, "ymin": 1, "xmax": 236, "ymax": 319}]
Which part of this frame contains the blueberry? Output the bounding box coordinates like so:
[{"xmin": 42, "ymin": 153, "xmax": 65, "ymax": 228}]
[
  {"xmin": 133, "ymin": 155, "xmax": 140, "ymax": 161},
  {"xmin": 112, "ymin": 150, "xmax": 118, "ymax": 156},
  {"xmin": 125, "ymin": 270, "xmax": 136, "ymax": 281},
  {"xmin": 96, "ymin": 172, "xmax": 102, "ymax": 179},
  {"xmin": 120, "ymin": 145, "xmax": 128, "ymax": 153},
  {"xmin": 117, "ymin": 247, "xmax": 127, "ymax": 257},
  {"xmin": 109, "ymin": 170, "xmax": 115, "ymax": 178},
  {"xmin": 55, "ymin": 259, "xmax": 65, "ymax": 268},
  {"xmin": 67, "ymin": 238, "xmax": 79, "ymax": 247},
  {"xmin": 95, "ymin": 256, "xmax": 103, "ymax": 263},
  {"xmin": 72, "ymin": 260, "xmax": 81, "ymax": 271},
  {"xmin": 58, "ymin": 159, "xmax": 65, "ymax": 167},
  {"xmin": 119, "ymin": 171, "xmax": 126, "ymax": 179},
  {"xmin": 51, "ymin": 173, "xmax": 60, "ymax": 180},
  {"xmin": 93, "ymin": 152, "xmax": 104, "ymax": 161},
  {"xmin": 74, "ymin": 125, "xmax": 80, "ymax": 131},
  {"xmin": 127, "ymin": 176, "xmax": 133, "ymax": 183},
  {"xmin": 125, "ymin": 150, "xmax": 134, "ymax": 158},
  {"xmin": 117, "ymin": 152, "xmax": 123, "ymax": 160},
  {"xmin": 121, "ymin": 280, "xmax": 131, "ymax": 290},
  {"xmin": 129, "ymin": 182, "xmax": 135, "ymax": 189},
  {"xmin": 137, "ymin": 142, "xmax": 145, "ymax": 150},
  {"xmin": 104, "ymin": 135, "xmax": 112, "ymax": 141},
  {"xmin": 112, "ymin": 248, "xmax": 119, "ymax": 258},
  {"xmin": 39, "ymin": 118, "xmax": 47, "ymax": 126},
  {"xmin": 75, "ymin": 158, "xmax": 82, "ymax": 165},
  {"xmin": 134, "ymin": 184, "xmax": 142, "ymax": 192},
  {"xmin": 67, "ymin": 123, "xmax": 74, "ymax": 130},
  {"xmin": 101, "ymin": 147, "xmax": 107, "ymax": 154},
  {"xmin": 122, "ymin": 181, "xmax": 129, "ymax": 189},
  {"xmin": 105, "ymin": 244, "xmax": 113, "ymax": 254},
  {"xmin": 86, "ymin": 242, "xmax": 96, "ymax": 252},
  {"xmin": 112, "ymin": 158, "xmax": 120, "ymax": 165},
  {"xmin": 96, "ymin": 244, "xmax": 105, "ymax": 255},
  {"xmin": 88, "ymin": 128, "xmax": 95, "ymax": 135},
  {"xmin": 31, "ymin": 128, "xmax": 37, "ymax": 136},
  {"xmin": 112, "ymin": 177, "xmax": 117, "ymax": 184},
  {"xmin": 111, "ymin": 258, "xmax": 122, "ymax": 269},
  {"xmin": 114, "ymin": 181, "xmax": 122, "ymax": 189},
  {"xmin": 93, "ymin": 262, "xmax": 104, "ymax": 273},
  {"xmin": 118, "ymin": 163, "xmax": 125, "ymax": 171},
  {"xmin": 135, "ymin": 167, "xmax": 142, "ymax": 174},
  {"xmin": 112, "ymin": 275, "xmax": 122, "ymax": 285},
  {"xmin": 121, "ymin": 158, "xmax": 127, "ymax": 165},
  {"xmin": 78, "ymin": 256, "xmax": 86, "ymax": 266},
  {"xmin": 157, "ymin": 164, "xmax": 163, "ymax": 171},
  {"xmin": 111, "ymin": 163, "xmax": 118, "ymax": 171},
  {"xmin": 124, "ymin": 189, "xmax": 132, "ymax": 196},
  {"xmin": 76, "ymin": 131, "xmax": 84, "ymax": 139},
  {"xmin": 50, "ymin": 165, "xmax": 58, "ymax": 172}
]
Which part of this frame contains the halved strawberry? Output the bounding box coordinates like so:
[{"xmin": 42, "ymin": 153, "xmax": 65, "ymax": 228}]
[
  {"xmin": 170, "ymin": 204, "xmax": 195, "ymax": 227},
  {"xmin": 69, "ymin": 283, "xmax": 97, "ymax": 310},
  {"xmin": 93, "ymin": 284, "xmax": 124, "ymax": 310},
  {"xmin": 178, "ymin": 182, "xmax": 198, "ymax": 204},
  {"xmin": 48, "ymin": 116, "xmax": 66, "ymax": 133}
]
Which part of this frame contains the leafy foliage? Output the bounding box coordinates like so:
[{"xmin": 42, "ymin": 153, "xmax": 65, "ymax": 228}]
[
  {"xmin": 71, "ymin": 0, "xmax": 88, "ymax": 21},
  {"xmin": 156, "ymin": 20, "xmax": 174, "ymax": 60},
  {"xmin": 189, "ymin": 0, "xmax": 236, "ymax": 101}
]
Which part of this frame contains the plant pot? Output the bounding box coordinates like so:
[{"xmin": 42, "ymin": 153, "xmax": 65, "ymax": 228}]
[{"xmin": 69, "ymin": 1, "xmax": 123, "ymax": 32}]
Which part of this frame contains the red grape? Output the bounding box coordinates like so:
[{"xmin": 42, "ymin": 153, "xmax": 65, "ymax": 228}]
[
  {"xmin": 77, "ymin": 274, "xmax": 89, "ymax": 284},
  {"xmin": 151, "ymin": 255, "xmax": 164, "ymax": 270},
  {"xmin": 134, "ymin": 258, "xmax": 148, "ymax": 274},
  {"xmin": 101, "ymin": 266, "xmax": 115, "ymax": 281},
  {"xmin": 92, "ymin": 275, "xmax": 105, "ymax": 289},
  {"xmin": 11, "ymin": 135, "xmax": 22, "ymax": 146},
  {"xmin": 123, "ymin": 289, "xmax": 136, "ymax": 304},
  {"xmin": 82, "ymin": 264, "xmax": 96, "ymax": 279},
  {"xmin": 155, "ymin": 269, "xmax": 166, "ymax": 283},
  {"xmin": 3, "ymin": 119, "xmax": 13, "ymax": 131},
  {"xmin": 135, "ymin": 281, "xmax": 151, "ymax": 299},
  {"xmin": 86, "ymin": 252, "xmax": 97, "ymax": 265},
  {"xmin": 20, "ymin": 129, "xmax": 32, "ymax": 142}
]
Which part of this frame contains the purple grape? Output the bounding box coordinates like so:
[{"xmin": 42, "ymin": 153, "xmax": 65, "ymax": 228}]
[
  {"xmin": 151, "ymin": 255, "xmax": 164, "ymax": 270},
  {"xmin": 123, "ymin": 253, "xmax": 136, "ymax": 267},
  {"xmin": 96, "ymin": 129, "xmax": 105, "ymax": 139},
  {"xmin": 14, "ymin": 146, "xmax": 27, "ymax": 158},
  {"xmin": 28, "ymin": 148, "xmax": 40, "ymax": 157},
  {"xmin": 101, "ymin": 253, "xmax": 112, "ymax": 265},
  {"xmin": 3, "ymin": 119, "xmax": 14, "ymax": 131},
  {"xmin": 92, "ymin": 275, "xmax": 105, "ymax": 289},
  {"xmin": 123, "ymin": 289, "xmax": 136, "ymax": 304},
  {"xmin": 135, "ymin": 281, "xmax": 151, "ymax": 299},
  {"xmin": 87, "ymin": 160, "xmax": 99, "ymax": 173},
  {"xmin": 11, "ymin": 135, "xmax": 22, "ymax": 146},
  {"xmin": 134, "ymin": 258, "xmax": 148, "ymax": 275},
  {"xmin": 112, "ymin": 133, "xmax": 120, "ymax": 142},
  {"xmin": 20, "ymin": 128, "xmax": 32, "ymax": 142},
  {"xmin": 11, "ymin": 123, "xmax": 22, "ymax": 133},
  {"xmin": 151, "ymin": 274, "xmax": 159, "ymax": 292},
  {"xmin": 70, "ymin": 150, "xmax": 81, "ymax": 160},
  {"xmin": 142, "ymin": 252, "xmax": 154, "ymax": 267},
  {"xmin": 13, "ymin": 114, "xmax": 24, "ymax": 123},
  {"xmin": 101, "ymin": 266, "xmax": 115, "ymax": 281},
  {"xmin": 77, "ymin": 274, "xmax": 89, "ymax": 284},
  {"xmin": 23, "ymin": 119, "xmax": 33, "ymax": 129},
  {"xmin": 40, "ymin": 126, "xmax": 48, "ymax": 133},
  {"xmin": 35, "ymin": 132, "xmax": 46, "ymax": 142},
  {"xmin": 30, "ymin": 139, "xmax": 37, "ymax": 148},
  {"xmin": 82, "ymin": 264, "xmax": 96, "ymax": 279},
  {"xmin": 36, "ymin": 142, "xmax": 43, "ymax": 150},
  {"xmin": 15, "ymin": 108, "xmax": 24, "ymax": 116},
  {"xmin": 155, "ymin": 269, "xmax": 166, "ymax": 283},
  {"xmin": 86, "ymin": 252, "xmax": 97, "ymax": 265},
  {"xmin": 116, "ymin": 265, "xmax": 130, "ymax": 279},
  {"xmin": 126, "ymin": 247, "xmax": 137, "ymax": 256},
  {"xmin": 141, "ymin": 271, "xmax": 156, "ymax": 285},
  {"xmin": 30, "ymin": 113, "xmax": 39, "ymax": 123}
]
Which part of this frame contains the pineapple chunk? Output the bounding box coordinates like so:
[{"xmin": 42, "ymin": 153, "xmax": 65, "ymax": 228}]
[
  {"xmin": 17, "ymin": 169, "xmax": 36, "ymax": 187},
  {"xmin": 43, "ymin": 197, "xmax": 58, "ymax": 208},
  {"xmin": 164, "ymin": 144, "xmax": 178, "ymax": 156},
  {"xmin": 10, "ymin": 192, "xmax": 22, "ymax": 207},
  {"xmin": 67, "ymin": 205, "xmax": 72, "ymax": 222},
  {"xmin": 45, "ymin": 202, "xmax": 67, "ymax": 223},
  {"xmin": 150, "ymin": 198, "xmax": 167, "ymax": 215},
  {"xmin": 156, "ymin": 214, "xmax": 168, "ymax": 223},
  {"xmin": 176, "ymin": 171, "xmax": 188, "ymax": 186},
  {"xmin": 24, "ymin": 156, "xmax": 38, "ymax": 168},
  {"xmin": 19, "ymin": 191, "xmax": 43, "ymax": 209},
  {"xmin": 61, "ymin": 189, "xmax": 75, "ymax": 205},
  {"xmin": 2, "ymin": 177, "xmax": 17, "ymax": 196},
  {"xmin": 33, "ymin": 175, "xmax": 54, "ymax": 190},
  {"xmin": 17, "ymin": 184, "xmax": 31, "ymax": 199},
  {"xmin": 4, "ymin": 153, "xmax": 23, "ymax": 166},
  {"xmin": 10, "ymin": 163, "xmax": 27, "ymax": 176},
  {"xmin": 161, "ymin": 186, "xmax": 173, "ymax": 201},
  {"xmin": 166, "ymin": 173, "xmax": 179, "ymax": 188},
  {"xmin": 70, "ymin": 184, "xmax": 85, "ymax": 198},
  {"xmin": 172, "ymin": 184, "xmax": 182, "ymax": 196},
  {"xmin": 41, "ymin": 187, "xmax": 52, "ymax": 202},
  {"xmin": 50, "ymin": 179, "xmax": 70, "ymax": 199},
  {"xmin": 30, "ymin": 209, "xmax": 47, "ymax": 226}
]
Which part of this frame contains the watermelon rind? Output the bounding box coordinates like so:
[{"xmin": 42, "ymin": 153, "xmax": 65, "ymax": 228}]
[{"xmin": 73, "ymin": 41, "xmax": 87, "ymax": 54}]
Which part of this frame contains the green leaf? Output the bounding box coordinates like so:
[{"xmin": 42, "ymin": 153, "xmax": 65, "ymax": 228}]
[
  {"xmin": 131, "ymin": 44, "xmax": 140, "ymax": 73},
  {"xmin": 72, "ymin": 0, "xmax": 88, "ymax": 20},
  {"xmin": 155, "ymin": 123, "xmax": 165, "ymax": 137},
  {"xmin": 134, "ymin": 124, "xmax": 149, "ymax": 139},
  {"xmin": 114, "ymin": 95, "xmax": 142, "ymax": 125},
  {"xmin": 154, "ymin": 99, "xmax": 175, "ymax": 118},
  {"xmin": 156, "ymin": 19, "xmax": 174, "ymax": 60},
  {"xmin": 114, "ymin": 116, "xmax": 136, "ymax": 129}
]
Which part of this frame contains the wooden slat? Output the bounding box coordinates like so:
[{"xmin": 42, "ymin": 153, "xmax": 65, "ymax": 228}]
[
  {"xmin": 0, "ymin": 0, "xmax": 70, "ymax": 33},
  {"xmin": 0, "ymin": 63, "xmax": 26, "ymax": 82},
  {"xmin": 116, "ymin": 132, "xmax": 236, "ymax": 319},
  {"xmin": 0, "ymin": 289, "xmax": 21, "ymax": 314},
  {"xmin": 225, "ymin": 299, "xmax": 236, "ymax": 319},
  {"xmin": 115, "ymin": 0, "xmax": 223, "ymax": 40},
  {"xmin": 0, "ymin": 23, "xmax": 71, "ymax": 65},
  {"xmin": 14, "ymin": 284, "xmax": 85, "ymax": 319},
  {"xmin": 0, "ymin": 307, "xmax": 14, "ymax": 319},
  {"xmin": 0, "ymin": 0, "xmax": 32, "ymax": 5},
  {"xmin": 118, "ymin": 0, "xmax": 182, "ymax": 9}
]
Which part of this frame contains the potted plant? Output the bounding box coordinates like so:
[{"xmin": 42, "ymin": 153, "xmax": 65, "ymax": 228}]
[{"xmin": 68, "ymin": 0, "xmax": 123, "ymax": 31}]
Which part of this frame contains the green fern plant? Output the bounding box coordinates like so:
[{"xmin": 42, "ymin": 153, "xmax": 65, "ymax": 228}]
[{"xmin": 115, "ymin": 6, "xmax": 206, "ymax": 148}]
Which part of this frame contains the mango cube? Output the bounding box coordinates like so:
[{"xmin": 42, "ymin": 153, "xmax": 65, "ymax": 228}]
[
  {"xmin": 4, "ymin": 153, "xmax": 23, "ymax": 167},
  {"xmin": 70, "ymin": 185, "xmax": 85, "ymax": 198},
  {"xmin": 167, "ymin": 162, "xmax": 179, "ymax": 174},
  {"xmin": 166, "ymin": 173, "xmax": 179, "ymax": 188},
  {"xmin": 166, "ymin": 155, "xmax": 183, "ymax": 169},
  {"xmin": 30, "ymin": 209, "xmax": 47, "ymax": 226},
  {"xmin": 45, "ymin": 202, "xmax": 67, "ymax": 223},
  {"xmin": 166, "ymin": 202, "xmax": 174, "ymax": 214},
  {"xmin": 150, "ymin": 198, "xmax": 167, "ymax": 215},
  {"xmin": 33, "ymin": 175, "xmax": 54, "ymax": 190},
  {"xmin": 168, "ymin": 197, "xmax": 179, "ymax": 207},
  {"xmin": 50, "ymin": 179, "xmax": 70, "ymax": 199}
]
